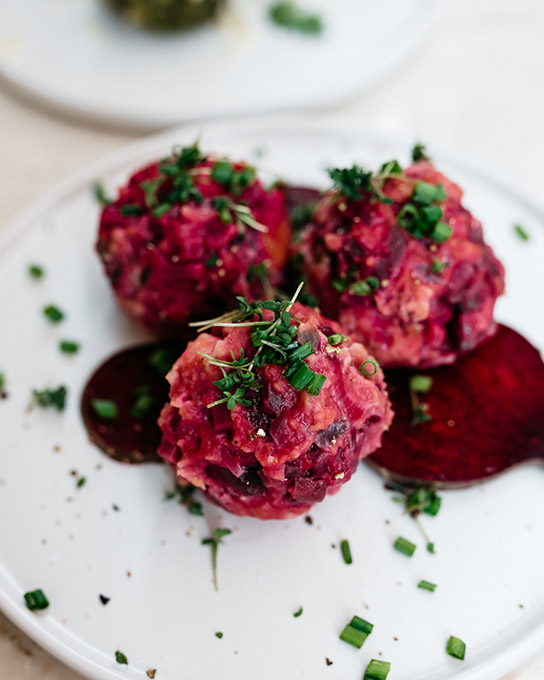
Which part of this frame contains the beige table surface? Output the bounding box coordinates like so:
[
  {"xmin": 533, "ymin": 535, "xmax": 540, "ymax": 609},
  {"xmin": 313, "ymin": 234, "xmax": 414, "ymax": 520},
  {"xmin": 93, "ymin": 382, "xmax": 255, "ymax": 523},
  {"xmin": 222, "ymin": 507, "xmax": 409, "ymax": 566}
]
[{"xmin": 0, "ymin": 0, "xmax": 543, "ymax": 678}]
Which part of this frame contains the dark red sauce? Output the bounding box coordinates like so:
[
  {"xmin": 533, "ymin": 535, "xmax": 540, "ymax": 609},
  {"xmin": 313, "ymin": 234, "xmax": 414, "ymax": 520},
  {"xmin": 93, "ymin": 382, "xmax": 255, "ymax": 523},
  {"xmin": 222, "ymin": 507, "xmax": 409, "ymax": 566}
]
[
  {"xmin": 81, "ymin": 340, "xmax": 189, "ymax": 463},
  {"xmin": 368, "ymin": 325, "xmax": 544, "ymax": 487}
]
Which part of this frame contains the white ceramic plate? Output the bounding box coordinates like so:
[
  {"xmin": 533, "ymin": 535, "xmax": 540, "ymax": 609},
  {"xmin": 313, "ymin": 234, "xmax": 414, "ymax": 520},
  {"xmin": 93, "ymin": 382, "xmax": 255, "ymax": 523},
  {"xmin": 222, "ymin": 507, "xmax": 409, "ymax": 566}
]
[
  {"xmin": 1, "ymin": 116, "xmax": 543, "ymax": 680},
  {"xmin": 0, "ymin": 0, "xmax": 435, "ymax": 129}
]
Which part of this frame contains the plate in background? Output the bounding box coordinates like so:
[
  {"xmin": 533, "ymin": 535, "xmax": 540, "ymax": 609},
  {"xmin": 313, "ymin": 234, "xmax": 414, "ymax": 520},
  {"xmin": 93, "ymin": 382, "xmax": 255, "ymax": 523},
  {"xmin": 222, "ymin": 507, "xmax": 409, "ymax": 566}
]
[
  {"xmin": 0, "ymin": 115, "xmax": 543, "ymax": 680},
  {"xmin": 0, "ymin": 0, "xmax": 435, "ymax": 129}
]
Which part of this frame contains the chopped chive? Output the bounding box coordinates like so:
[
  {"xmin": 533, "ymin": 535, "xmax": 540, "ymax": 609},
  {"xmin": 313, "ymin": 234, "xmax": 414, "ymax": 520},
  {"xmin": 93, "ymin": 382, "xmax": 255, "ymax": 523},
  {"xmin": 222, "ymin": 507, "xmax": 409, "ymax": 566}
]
[
  {"xmin": 418, "ymin": 580, "xmax": 437, "ymax": 592},
  {"xmin": 211, "ymin": 159, "xmax": 234, "ymax": 186},
  {"xmin": 394, "ymin": 536, "xmax": 416, "ymax": 557},
  {"xmin": 446, "ymin": 636, "xmax": 466, "ymax": 660},
  {"xmin": 409, "ymin": 375, "xmax": 432, "ymax": 393},
  {"xmin": 413, "ymin": 181, "xmax": 446, "ymax": 206},
  {"xmin": 404, "ymin": 487, "xmax": 441, "ymax": 516},
  {"xmin": 24, "ymin": 589, "xmax": 49, "ymax": 611},
  {"xmin": 130, "ymin": 385, "xmax": 155, "ymax": 420},
  {"xmin": 431, "ymin": 221, "xmax": 452, "ymax": 243},
  {"xmin": 328, "ymin": 333, "xmax": 346, "ymax": 346},
  {"xmin": 28, "ymin": 264, "xmax": 45, "ymax": 279},
  {"xmin": 269, "ymin": 2, "xmax": 323, "ymax": 35},
  {"xmin": 427, "ymin": 542, "xmax": 436, "ymax": 554},
  {"xmin": 284, "ymin": 359, "xmax": 314, "ymax": 390},
  {"xmin": 350, "ymin": 276, "xmax": 379, "ymax": 296},
  {"xmin": 120, "ymin": 203, "xmax": 143, "ymax": 217},
  {"xmin": 149, "ymin": 347, "xmax": 179, "ymax": 376},
  {"xmin": 293, "ymin": 606, "xmax": 303, "ymax": 618},
  {"xmin": 514, "ymin": 224, "xmax": 530, "ymax": 241},
  {"xmin": 115, "ymin": 650, "xmax": 128, "ymax": 665},
  {"xmin": 360, "ymin": 359, "xmax": 379, "ymax": 377},
  {"xmin": 411, "ymin": 143, "xmax": 429, "ymax": 162},
  {"xmin": 205, "ymin": 254, "xmax": 219, "ymax": 269},
  {"xmin": 430, "ymin": 257, "xmax": 447, "ymax": 274},
  {"xmin": 76, "ymin": 477, "xmax": 86, "ymax": 489},
  {"xmin": 340, "ymin": 539, "xmax": 352, "ymax": 565},
  {"xmin": 93, "ymin": 181, "xmax": 112, "ymax": 206},
  {"xmin": 339, "ymin": 616, "xmax": 374, "ymax": 649},
  {"xmin": 215, "ymin": 631, "xmax": 224, "ymax": 638},
  {"xmin": 305, "ymin": 370, "xmax": 326, "ymax": 396},
  {"xmin": 152, "ymin": 203, "xmax": 172, "ymax": 218},
  {"xmin": 91, "ymin": 399, "xmax": 118, "ymax": 421},
  {"xmin": 0, "ymin": 372, "xmax": 5, "ymax": 390},
  {"xmin": 364, "ymin": 659, "xmax": 391, "ymax": 680},
  {"xmin": 43, "ymin": 305, "xmax": 64, "ymax": 323},
  {"xmin": 289, "ymin": 341, "xmax": 314, "ymax": 361},
  {"xmin": 59, "ymin": 340, "xmax": 80, "ymax": 355},
  {"xmin": 32, "ymin": 386, "xmax": 67, "ymax": 411}
]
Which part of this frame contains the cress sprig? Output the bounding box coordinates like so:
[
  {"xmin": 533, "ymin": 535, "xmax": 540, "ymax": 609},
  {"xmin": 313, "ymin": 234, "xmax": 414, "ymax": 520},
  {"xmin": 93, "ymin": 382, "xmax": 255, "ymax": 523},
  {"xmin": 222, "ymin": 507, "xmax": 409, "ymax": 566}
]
[
  {"xmin": 119, "ymin": 142, "xmax": 268, "ymax": 234},
  {"xmin": 328, "ymin": 148, "xmax": 452, "ymax": 245},
  {"xmin": 189, "ymin": 283, "xmax": 327, "ymax": 409}
]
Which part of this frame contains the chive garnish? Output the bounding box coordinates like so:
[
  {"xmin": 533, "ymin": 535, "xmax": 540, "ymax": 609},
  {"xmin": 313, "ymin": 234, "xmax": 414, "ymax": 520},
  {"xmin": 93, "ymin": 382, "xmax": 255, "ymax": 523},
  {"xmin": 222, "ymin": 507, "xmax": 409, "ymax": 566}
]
[
  {"xmin": 32, "ymin": 386, "xmax": 67, "ymax": 411},
  {"xmin": 328, "ymin": 333, "xmax": 346, "ymax": 346},
  {"xmin": 76, "ymin": 477, "xmax": 86, "ymax": 489},
  {"xmin": 201, "ymin": 528, "xmax": 232, "ymax": 591},
  {"xmin": 364, "ymin": 659, "xmax": 391, "ymax": 680},
  {"xmin": 152, "ymin": 203, "xmax": 171, "ymax": 218},
  {"xmin": 350, "ymin": 276, "xmax": 380, "ymax": 296},
  {"xmin": 409, "ymin": 374, "xmax": 433, "ymax": 426},
  {"xmin": 411, "ymin": 143, "xmax": 430, "ymax": 162},
  {"xmin": 293, "ymin": 606, "xmax": 303, "ymax": 618},
  {"xmin": 215, "ymin": 631, "xmax": 224, "ymax": 638},
  {"xmin": 446, "ymin": 636, "xmax": 466, "ymax": 660},
  {"xmin": 59, "ymin": 340, "xmax": 80, "ymax": 355},
  {"xmin": 43, "ymin": 305, "xmax": 64, "ymax": 323},
  {"xmin": 269, "ymin": 1, "xmax": 323, "ymax": 35},
  {"xmin": 24, "ymin": 589, "xmax": 49, "ymax": 611},
  {"xmin": 91, "ymin": 399, "xmax": 118, "ymax": 421},
  {"xmin": 328, "ymin": 160, "xmax": 402, "ymax": 204},
  {"xmin": 205, "ymin": 254, "xmax": 219, "ymax": 269},
  {"xmin": 514, "ymin": 224, "xmax": 530, "ymax": 241},
  {"xmin": 28, "ymin": 264, "xmax": 45, "ymax": 279},
  {"xmin": 430, "ymin": 257, "xmax": 447, "ymax": 274},
  {"xmin": 120, "ymin": 204, "xmax": 143, "ymax": 217},
  {"xmin": 130, "ymin": 385, "xmax": 155, "ymax": 420},
  {"xmin": 149, "ymin": 347, "xmax": 179, "ymax": 376},
  {"xmin": 360, "ymin": 359, "xmax": 379, "ymax": 377},
  {"xmin": 195, "ymin": 283, "xmax": 326, "ymax": 409},
  {"xmin": 93, "ymin": 181, "xmax": 112, "ymax": 206},
  {"xmin": 418, "ymin": 580, "xmax": 437, "ymax": 592},
  {"xmin": 115, "ymin": 650, "xmax": 128, "ymax": 665},
  {"xmin": 409, "ymin": 375, "xmax": 432, "ymax": 393},
  {"xmin": 339, "ymin": 616, "xmax": 373, "ymax": 649},
  {"xmin": 340, "ymin": 539, "xmax": 352, "ymax": 565},
  {"xmin": 393, "ymin": 536, "xmax": 416, "ymax": 557},
  {"xmin": 0, "ymin": 373, "xmax": 6, "ymax": 391},
  {"xmin": 403, "ymin": 487, "xmax": 441, "ymax": 517}
]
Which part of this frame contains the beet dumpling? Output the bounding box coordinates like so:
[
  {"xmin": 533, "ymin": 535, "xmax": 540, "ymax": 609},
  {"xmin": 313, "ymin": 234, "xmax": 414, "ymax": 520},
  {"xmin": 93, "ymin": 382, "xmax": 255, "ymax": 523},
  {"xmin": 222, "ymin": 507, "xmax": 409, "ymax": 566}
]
[
  {"xmin": 97, "ymin": 144, "xmax": 290, "ymax": 333},
  {"xmin": 158, "ymin": 297, "xmax": 393, "ymax": 519},
  {"xmin": 300, "ymin": 155, "xmax": 505, "ymax": 368}
]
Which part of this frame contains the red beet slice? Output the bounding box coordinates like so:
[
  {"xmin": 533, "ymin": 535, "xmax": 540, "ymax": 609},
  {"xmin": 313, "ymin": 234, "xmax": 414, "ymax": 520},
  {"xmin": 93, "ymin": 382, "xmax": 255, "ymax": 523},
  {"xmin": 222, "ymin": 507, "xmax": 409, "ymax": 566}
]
[
  {"xmin": 367, "ymin": 325, "xmax": 544, "ymax": 487},
  {"xmin": 81, "ymin": 340, "xmax": 188, "ymax": 464}
]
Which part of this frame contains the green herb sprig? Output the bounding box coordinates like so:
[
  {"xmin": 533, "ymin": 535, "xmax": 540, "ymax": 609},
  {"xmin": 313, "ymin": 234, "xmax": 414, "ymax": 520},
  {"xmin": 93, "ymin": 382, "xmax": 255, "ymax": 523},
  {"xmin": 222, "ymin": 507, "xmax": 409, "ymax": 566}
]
[
  {"xmin": 202, "ymin": 528, "xmax": 232, "ymax": 591},
  {"xmin": 191, "ymin": 283, "xmax": 326, "ymax": 410},
  {"xmin": 164, "ymin": 483, "xmax": 203, "ymax": 516},
  {"xmin": 328, "ymin": 160, "xmax": 403, "ymax": 204},
  {"xmin": 32, "ymin": 386, "xmax": 67, "ymax": 411}
]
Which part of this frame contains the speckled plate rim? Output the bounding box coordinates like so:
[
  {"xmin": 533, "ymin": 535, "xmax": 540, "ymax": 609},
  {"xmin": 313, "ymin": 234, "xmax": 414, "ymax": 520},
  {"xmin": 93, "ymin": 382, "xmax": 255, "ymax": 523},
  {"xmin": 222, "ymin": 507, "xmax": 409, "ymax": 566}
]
[{"xmin": 1, "ymin": 113, "xmax": 544, "ymax": 680}]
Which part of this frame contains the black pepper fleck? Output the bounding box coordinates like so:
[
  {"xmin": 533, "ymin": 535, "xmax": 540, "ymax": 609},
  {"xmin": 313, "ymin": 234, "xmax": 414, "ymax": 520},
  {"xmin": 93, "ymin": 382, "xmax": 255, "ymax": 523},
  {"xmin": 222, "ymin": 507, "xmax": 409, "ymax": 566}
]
[{"xmin": 99, "ymin": 594, "xmax": 110, "ymax": 605}]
